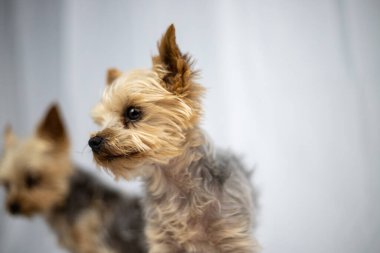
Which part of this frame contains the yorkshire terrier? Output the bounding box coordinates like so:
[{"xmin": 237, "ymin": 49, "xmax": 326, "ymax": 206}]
[
  {"xmin": 89, "ymin": 25, "xmax": 259, "ymax": 253},
  {"xmin": 0, "ymin": 104, "xmax": 146, "ymax": 253}
]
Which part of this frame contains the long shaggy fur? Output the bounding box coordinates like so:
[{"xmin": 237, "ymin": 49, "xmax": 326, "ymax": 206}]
[
  {"xmin": 0, "ymin": 104, "xmax": 146, "ymax": 253},
  {"xmin": 91, "ymin": 25, "xmax": 260, "ymax": 253}
]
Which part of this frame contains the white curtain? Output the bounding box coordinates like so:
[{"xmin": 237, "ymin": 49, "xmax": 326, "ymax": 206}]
[{"xmin": 0, "ymin": 0, "xmax": 379, "ymax": 252}]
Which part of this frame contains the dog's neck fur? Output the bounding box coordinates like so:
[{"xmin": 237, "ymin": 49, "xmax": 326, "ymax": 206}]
[
  {"xmin": 146, "ymin": 128, "xmax": 207, "ymax": 193},
  {"xmin": 142, "ymin": 128, "xmax": 236, "ymax": 252},
  {"xmin": 44, "ymin": 166, "xmax": 146, "ymax": 253},
  {"xmin": 144, "ymin": 127, "xmax": 226, "ymax": 216},
  {"xmin": 47, "ymin": 166, "xmax": 93, "ymax": 222}
]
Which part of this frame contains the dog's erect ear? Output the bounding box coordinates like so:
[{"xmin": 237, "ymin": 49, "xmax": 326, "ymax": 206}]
[
  {"xmin": 3, "ymin": 125, "xmax": 17, "ymax": 149},
  {"xmin": 36, "ymin": 104, "xmax": 68, "ymax": 147},
  {"xmin": 153, "ymin": 24, "xmax": 193, "ymax": 94},
  {"xmin": 106, "ymin": 68, "xmax": 122, "ymax": 86}
]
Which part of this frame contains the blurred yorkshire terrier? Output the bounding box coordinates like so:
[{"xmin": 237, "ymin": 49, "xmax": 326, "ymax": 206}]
[
  {"xmin": 0, "ymin": 104, "xmax": 146, "ymax": 253},
  {"xmin": 89, "ymin": 25, "xmax": 259, "ymax": 253}
]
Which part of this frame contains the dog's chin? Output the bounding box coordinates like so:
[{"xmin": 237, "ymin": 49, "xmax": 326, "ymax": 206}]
[
  {"xmin": 8, "ymin": 207, "xmax": 38, "ymax": 217},
  {"xmin": 92, "ymin": 151, "xmax": 145, "ymax": 179},
  {"xmin": 23, "ymin": 210, "xmax": 38, "ymax": 217},
  {"xmin": 93, "ymin": 150, "xmax": 137, "ymax": 163}
]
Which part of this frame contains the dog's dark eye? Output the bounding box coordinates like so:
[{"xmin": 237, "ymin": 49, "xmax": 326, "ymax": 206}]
[
  {"xmin": 2, "ymin": 181, "xmax": 10, "ymax": 192},
  {"xmin": 124, "ymin": 106, "xmax": 142, "ymax": 122},
  {"xmin": 25, "ymin": 173, "xmax": 41, "ymax": 189}
]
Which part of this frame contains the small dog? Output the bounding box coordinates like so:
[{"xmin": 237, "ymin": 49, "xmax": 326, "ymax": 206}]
[
  {"xmin": 89, "ymin": 25, "xmax": 259, "ymax": 253},
  {"xmin": 0, "ymin": 104, "xmax": 146, "ymax": 253}
]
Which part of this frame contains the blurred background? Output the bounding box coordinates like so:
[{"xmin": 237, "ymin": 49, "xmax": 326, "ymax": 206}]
[{"xmin": 0, "ymin": 0, "xmax": 379, "ymax": 252}]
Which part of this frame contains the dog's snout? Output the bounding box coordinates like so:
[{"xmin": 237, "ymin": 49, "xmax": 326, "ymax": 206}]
[
  {"xmin": 9, "ymin": 202, "xmax": 21, "ymax": 215},
  {"xmin": 88, "ymin": 136, "xmax": 104, "ymax": 152}
]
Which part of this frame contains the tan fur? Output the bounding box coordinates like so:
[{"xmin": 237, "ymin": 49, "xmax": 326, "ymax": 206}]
[
  {"xmin": 51, "ymin": 209, "xmax": 115, "ymax": 253},
  {"xmin": 91, "ymin": 25, "xmax": 259, "ymax": 253},
  {"xmin": 0, "ymin": 107, "xmax": 72, "ymax": 216},
  {"xmin": 4, "ymin": 125, "xmax": 17, "ymax": 148},
  {"xmin": 0, "ymin": 104, "xmax": 145, "ymax": 253},
  {"xmin": 107, "ymin": 68, "xmax": 123, "ymax": 86},
  {"xmin": 91, "ymin": 68, "xmax": 203, "ymax": 179}
]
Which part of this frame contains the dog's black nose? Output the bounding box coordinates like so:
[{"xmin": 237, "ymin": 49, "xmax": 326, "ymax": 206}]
[
  {"xmin": 9, "ymin": 202, "xmax": 21, "ymax": 214},
  {"xmin": 88, "ymin": 136, "xmax": 104, "ymax": 152}
]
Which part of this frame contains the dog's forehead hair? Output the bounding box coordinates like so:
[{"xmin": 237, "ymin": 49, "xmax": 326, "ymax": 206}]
[
  {"xmin": 101, "ymin": 69, "xmax": 171, "ymax": 107},
  {"xmin": 93, "ymin": 68, "xmax": 183, "ymax": 128},
  {"xmin": 0, "ymin": 137, "xmax": 52, "ymax": 177}
]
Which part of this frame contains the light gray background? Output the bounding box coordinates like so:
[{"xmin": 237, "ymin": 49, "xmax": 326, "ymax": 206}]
[{"xmin": 0, "ymin": 0, "xmax": 379, "ymax": 252}]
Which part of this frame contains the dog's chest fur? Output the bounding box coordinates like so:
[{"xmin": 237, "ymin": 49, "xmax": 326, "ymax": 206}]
[
  {"xmin": 47, "ymin": 169, "xmax": 146, "ymax": 253},
  {"xmin": 144, "ymin": 143, "xmax": 257, "ymax": 253}
]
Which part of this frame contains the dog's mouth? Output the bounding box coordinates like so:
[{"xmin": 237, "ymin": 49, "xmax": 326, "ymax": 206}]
[{"xmin": 94, "ymin": 150, "xmax": 140, "ymax": 162}]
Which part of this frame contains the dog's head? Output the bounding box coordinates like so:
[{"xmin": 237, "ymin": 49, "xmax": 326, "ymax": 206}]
[
  {"xmin": 90, "ymin": 25, "xmax": 204, "ymax": 179},
  {"xmin": 0, "ymin": 104, "xmax": 72, "ymax": 216}
]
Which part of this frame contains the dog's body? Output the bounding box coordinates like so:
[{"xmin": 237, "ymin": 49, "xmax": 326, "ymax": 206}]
[
  {"xmin": 90, "ymin": 25, "xmax": 259, "ymax": 253},
  {"xmin": 48, "ymin": 168, "xmax": 145, "ymax": 253},
  {"xmin": 0, "ymin": 105, "xmax": 146, "ymax": 253},
  {"xmin": 144, "ymin": 138, "xmax": 257, "ymax": 253}
]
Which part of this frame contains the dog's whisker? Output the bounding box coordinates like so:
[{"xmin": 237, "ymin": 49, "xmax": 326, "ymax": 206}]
[{"xmin": 88, "ymin": 24, "xmax": 259, "ymax": 252}]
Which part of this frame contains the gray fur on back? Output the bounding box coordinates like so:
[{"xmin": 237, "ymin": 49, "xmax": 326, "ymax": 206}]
[{"xmin": 51, "ymin": 168, "xmax": 146, "ymax": 253}]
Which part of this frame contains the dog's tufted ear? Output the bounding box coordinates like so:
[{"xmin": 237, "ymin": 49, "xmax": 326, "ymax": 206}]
[
  {"xmin": 36, "ymin": 104, "xmax": 68, "ymax": 148},
  {"xmin": 106, "ymin": 68, "xmax": 122, "ymax": 86},
  {"xmin": 3, "ymin": 125, "xmax": 17, "ymax": 149},
  {"xmin": 153, "ymin": 24, "xmax": 194, "ymax": 95}
]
